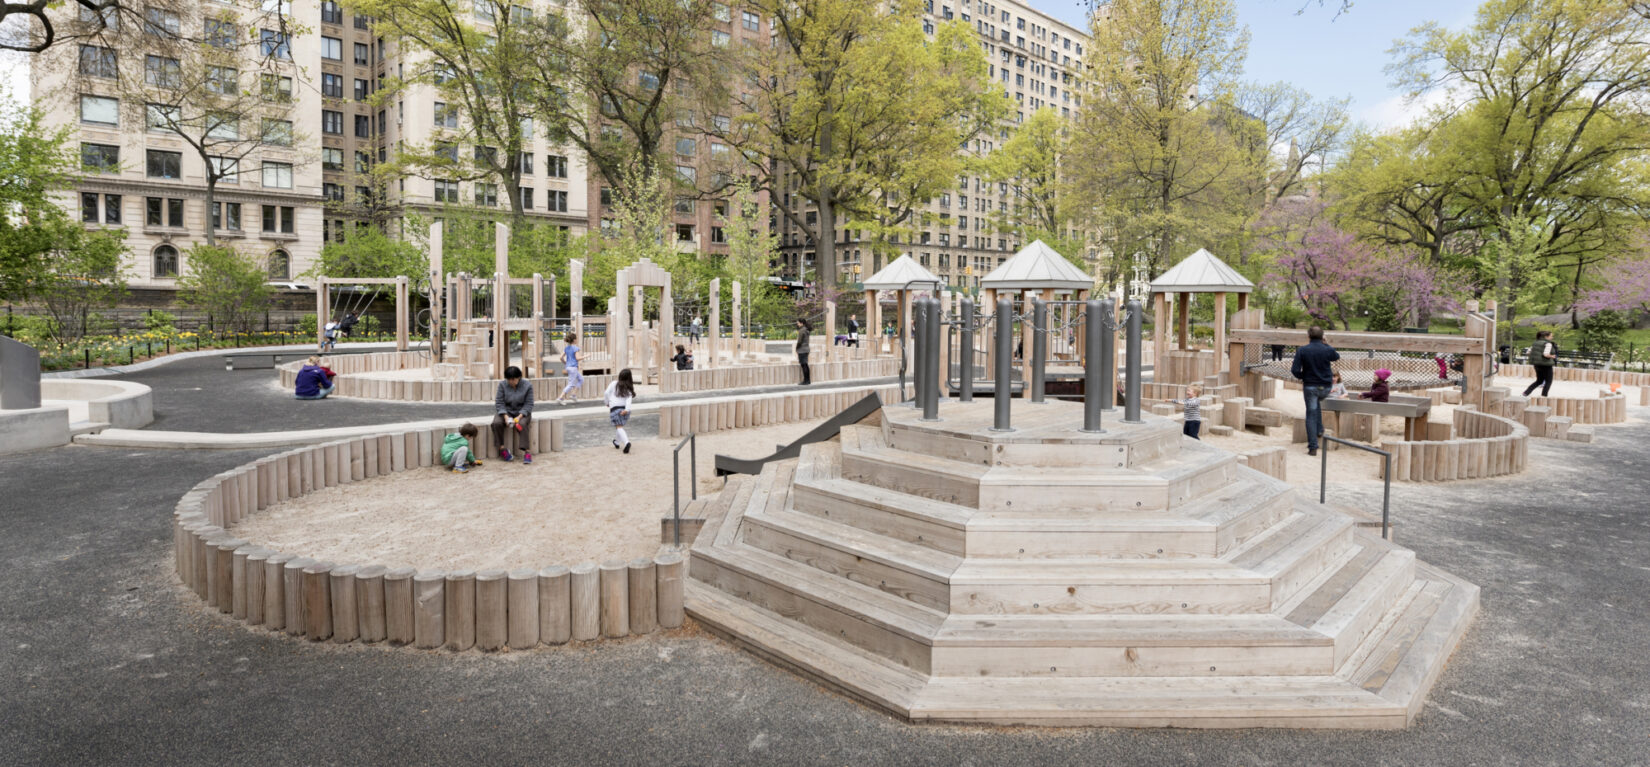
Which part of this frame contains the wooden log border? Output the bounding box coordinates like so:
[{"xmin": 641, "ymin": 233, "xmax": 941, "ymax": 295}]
[
  {"xmin": 171, "ymin": 429, "xmax": 686, "ymax": 651},
  {"xmin": 1376, "ymin": 408, "xmax": 1530, "ymax": 483}
]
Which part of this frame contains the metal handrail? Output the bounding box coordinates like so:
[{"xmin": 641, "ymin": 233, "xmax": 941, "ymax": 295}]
[
  {"xmin": 1318, "ymin": 434, "xmax": 1393, "ymax": 541},
  {"xmin": 671, "ymin": 432, "xmax": 697, "ymax": 548}
]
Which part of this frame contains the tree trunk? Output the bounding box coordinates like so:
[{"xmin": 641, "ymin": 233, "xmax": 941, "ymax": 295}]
[
  {"xmin": 816, "ymin": 189, "xmax": 837, "ymax": 290},
  {"xmin": 204, "ymin": 176, "xmax": 218, "ymax": 248}
]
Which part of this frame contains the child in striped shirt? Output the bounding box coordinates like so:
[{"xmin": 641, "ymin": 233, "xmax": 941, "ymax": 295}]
[{"xmin": 1173, "ymin": 384, "xmax": 1205, "ymax": 440}]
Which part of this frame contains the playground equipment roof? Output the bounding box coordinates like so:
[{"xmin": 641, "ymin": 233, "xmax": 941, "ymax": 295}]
[
  {"xmin": 1149, "ymin": 248, "xmax": 1254, "ymax": 294},
  {"xmin": 979, "ymin": 240, "xmax": 1091, "ymax": 291},
  {"xmin": 862, "ymin": 254, "xmax": 942, "ymax": 291}
]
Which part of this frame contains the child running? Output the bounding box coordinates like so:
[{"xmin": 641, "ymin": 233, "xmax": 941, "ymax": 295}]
[
  {"xmin": 1172, "ymin": 383, "xmax": 1204, "ymax": 440},
  {"xmin": 605, "ymin": 368, "xmax": 636, "ymax": 453},
  {"xmin": 554, "ymin": 332, "xmax": 582, "ymax": 405},
  {"xmin": 1328, "ymin": 372, "xmax": 1348, "ymax": 399},
  {"xmin": 440, "ymin": 423, "xmax": 483, "ymax": 473}
]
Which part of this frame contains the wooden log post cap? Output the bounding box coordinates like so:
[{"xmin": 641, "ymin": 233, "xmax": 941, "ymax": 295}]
[
  {"xmin": 261, "ymin": 552, "xmax": 293, "ymax": 631},
  {"xmin": 507, "ymin": 569, "xmax": 541, "ymax": 650},
  {"xmin": 329, "ymin": 564, "xmax": 361, "ymax": 643},
  {"xmin": 413, "ymin": 570, "xmax": 446, "ymax": 649},
  {"xmin": 598, "ymin": 560, "xmax": 630, "ymax": 638},
  {"xmin": 444, "ymin": 569, "xmax": 478, "ymax": 651},
  {"xmin": 627, "ymin": 557, "xmax": 658, "ymax": 635},
  {"xmin": 655, "ymin": 552, "xmax": 685, "ymax": 629},
  {"xmin": 301, "ymin": 561, "xmax": 335, "ymax": 641},
  {"xmin": 383, "ymin": 566, "xmax": 417, "ymax": 645},
  {"xmin": 282, "ymin": 557, "xmax": 315, "ymax": 636},
  {"xmin": 355, "ymin": 564, "xmax": 388, "ymax": 643},
  {"xmin": 539, "ymin": 565, "xmax": 573, "ymax": 645},
  {"xmin": 474, "ymin": 570, "xmax": 508, "ymax": 651},
  {"xmin": 569, "ymin": 562, "xmax": 600, "ymax": 641}
]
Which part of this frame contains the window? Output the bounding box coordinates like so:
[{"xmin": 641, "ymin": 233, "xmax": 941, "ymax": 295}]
[
  {"xmin": 144, "ymin": 6, "xmax": 180, "ymax": 36},
  {"xmin": 205, "ymin": 19, "xmax": 237, "ymax": 48},
  {"xmin": 710, "ymin": 226, "xmax": 726, "ymax": 244},
  {"xmin": 79, "ymin": 95, "xmax": 118, "ymax": 126},
  {"xmin": 206, "ymin": 66, "xmax": 238, "ymax": 95},
  {"xmin": 712, "ymin": 114, "xmax": 731, "ymax": 132},
  {"xmin": 267, "ymin": 250, "xmax": 291, "ymax": 279},
  {"xmin": 353, "ymin": 42, "xmax": 369, "ymax": 65},
  {"xmin": 519, "ymin": 188, "xmax": 533, "ymax": 209},
  {"xmin": 476, "ymin": 0, "xmax": 495, "ymax": 22},
  {"xmin": 713, "ymin": 3, "xmax": 730, "ymax": 22},
  {"xmin": 145, "ymin": 149, "xmax": 181, "ymax": 179},
  {"xmin": 262, "ymin": 0, "xmax": 292, "ymax": 15},
  {"xmin": 259, "ymin": 73, "xmax": 293, "ymax": 102},
  {"xmin": 79, "ymin": 4, "xmax": 118, "ymax": 29},
  {"xmin": 262, "ymin": 161, "xmax": 293, "ymax": 188},
  {"xmin": 82, "ymin": 192, "xmax": 99, "ymax": 223},
  {"xmin": 547, "ymin": 190, "xmax": 568, "ymax": 212},
  {"xmin": 433, "ymin": 102, "xmax": 457, "ymax": 128},
  {"xmin": 261, "ymin": 29, "xmax": 291, "ymax": 60},
  {"xmin": 324, "ymin": 182, "xmax": 344, "ymax": 201},
  {"xmin": 322, "ymin": 110, "xmax": 343, "ymax": 135},
  {"xmin": 599, "ymin": 187, "xmax": 612, "ymax": 206},
  {"xmin": 262, "ymin": 119, "xmax": 292, "ymax": 146},
  {"xmin": 742, "ymin": 10, "xmax": 759, "ymax": 30},
  {"xmin": 639, "ymin": 71, "xmax": 659, "ymax": 91},
  {"xmin": 209, "ymin": 156, "xmax": 239, "ymax": 183},
  {"xmin": 144, "ymin": 55, "xmax": 180, "ymax": 89},
  {"xmin": 355, "ymin": 14, "xmax": 369, "ymax": 29},
  {"xmin": 476, "ymin": 182, "xmax": 498, "ymax": 206},
  {"xmin": 711, "ymin": 30, "xmax": 730, "ymax": 47},
  {"xmin": 143, "ymin": 197, "xmax": 183, "ymax": 227},
  {"xmin": 676, "ymin": 164, "xmax": 696, "ymax": 184},
  {"xmin": 153, "ymin": 245, "xmax": 179, "ymax": 278},
  {"xmin": 473, "ymin": 145, "xmax": 497, "ymax": 167},
  {"xmin": 675, "ymin": 137, "xmax": 696, "ymax": 156},
  {"xmin": 433, "ymin": 143, "xmax": 458, "ymax": 164},
  {"xmin": 356, "ymin": 151, "xmax": 373, "ymax": 173},
  {"xmin": 322, "ymin": 36, "xmax": 342, "ymax": 60},
  {"xmin": 676, "ymin": 224, "xmax": 694, "ymax": 242},
  {"xmin": 261, "ymin": 205, "xmax": 295, "ymax": 233},
  {"xmin": 710, "ymin": 143, "xmax": 729, "ymax": 160},
  {"xmin": 511, "ymin": 4, "xmax": 532, "ymax": 22},
  {"xmin": 322, "ymin": 147, "xmax": 343, "ymax": 171},
  {"xmin": 355, "ymin": 186, "xmax": 370, "ymax": 204},
  {"xmin": 78, "ymin": 45, "xmax": 117, "ymax": 78},
  {"xmin": 213, "ymin": 201, "xmax": 242, "ymax": 230},
  {"xmin": 434, "ymin": 180, "xmax": 459, "ymax": 203},
  {"xmin": 355, "ymin": 115, "xmax": 370, "ymax": 137},
  {"xmin": 321, "ymin": 1, "xmax": 343, "ymax": 24},
  {"xmin": 518, "ymin": 152, "xmax": 533, "ymax": 175},
  {"xmin": 313, "ymin": 73, "xmax": 340, "ymax": 98},
  {"xmin": 674, "ymin": 197, "xmax": 695, "ymax": 215},
  {"xmin": 547, "ymin": 155, "xmax": 567, "ymax": 178}
]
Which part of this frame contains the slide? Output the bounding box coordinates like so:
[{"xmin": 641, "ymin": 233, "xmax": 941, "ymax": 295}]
[{"xmin": 713, "ymin": 392, "xmax": 886, "ymax": 477}]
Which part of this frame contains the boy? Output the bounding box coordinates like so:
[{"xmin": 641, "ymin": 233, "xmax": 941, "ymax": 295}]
[
  {"xmin": 1173, "ymin": 384, "xmax": 1205, "ymax": 440},
  {"xmin": 441, "ymin": 423, "xmax": 483, "ymax": 473}
]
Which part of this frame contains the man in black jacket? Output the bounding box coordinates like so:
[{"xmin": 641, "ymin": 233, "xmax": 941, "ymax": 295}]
[{"xmin": 1291, "ymin": 325, "xmax": 1340, "ymax": 456}]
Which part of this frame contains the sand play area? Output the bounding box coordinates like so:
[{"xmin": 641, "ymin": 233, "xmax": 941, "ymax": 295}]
[{"xmin": 229, "ymin": 419, "xmax": 824, "ymax": 571}]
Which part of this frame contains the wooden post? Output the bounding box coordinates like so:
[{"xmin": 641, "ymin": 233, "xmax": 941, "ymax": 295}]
[
  {"xmin": 1465, "ymin": 311, "xmax": 1490, "ymax": 408},
  {"xmin": 329, "ymin": 564, "xmax": 360, "ymax": 643},
  {"xmin": 315, "ymin": 278, "xmax": 328, "ymax": 348},
  {"xmin": 613, "ymin": 273, "xmax": 629, "ymax": 373},
  {"xmin": 569, "ymin": 562, "xmax": 599, "ymax": 641},
  {"xmin": 302, "ymin": 561, "xmax": 334, "ymax": 641},
  {"xmin": 507, "ymin": 569, "xmax": 540, "ymax": 649},
  {"xmin": 1152, "ymin": 291, "xmax": 1167, "ymax": 373},
  {"xmin": 383, "ymin": 566, "xmax": 415, "ymax": 644},
  {"xmin": 444, "ymin": 570, "xmax": 477, "ymax": 651},
  {"xmin": 475, "ymin": 570, "xmax": 508, "ymax": 651},
  {"xmin": 413, "ymin": 570, "xmax": 445, "ymax": 649},
  {"xmin": 354, "ymin": 564, "xmax": 386, "ymax": 642},
  {"xmin": 627, "ymin": 557, "xmax": 657, "ymax": 635},
  {"xmin": 1177, "ymin": 291, "xmax": 1190, "ymax": 351},
  {"xmin": 655, "ymin": 551, "xmax": 684, "ymax": 629},
  {"xmin": 539, "ymin": 565, "xmax": 572, "ymax": 644},
  {"xmin": 824, "ymin": 299, "xmax": 837, "ymax": 363},
  {"xmin": 731, "ymin": 281, "xmax": 743, "ymax": 359},
  {"xmin": 1213, "ymin": 291, "xmax": 1227, "ymax": 361},
  {"xmin": 599, "ymin": 560, "xmax": 629, "ymax": 638},
  {"xmin": 262, "ymin": 553, "xmax": 292, "ymax": 631},
  {"xmin": 708, "ymin": 277, "xmax": 720, "ymax": 369},
  {"xmin": 395, "ymin": 275, "xmax": 410, "ymax": 351}
]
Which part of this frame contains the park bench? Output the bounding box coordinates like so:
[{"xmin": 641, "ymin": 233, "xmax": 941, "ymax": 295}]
[
  {"xmin": 1323, "ymin": 393, "xmax": 1432, "ymax": 441},
  {"xmin": 223, "ymin": 353, "xmax": 288, "ymax": 371}
]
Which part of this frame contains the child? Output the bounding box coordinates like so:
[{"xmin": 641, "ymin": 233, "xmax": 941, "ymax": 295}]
[
  {"xmin": 321, "ymin": 316, "xmax": 340, "ymax": 351},
  {"xmin": 605, "ymin": 368, "xmax": 636, "ymax": 453},
  {"xmin": 293, "ymin": 356, "xmax": 335, "ymax": 400},
  {"xmin": 1171, "ymin": 383, "xmax": 1204, "ymax": 439},
  {"xmin": 1328, "ymin": 372, "xmax": 1348, "ymax": 399},
  {"xmin": 554, "ymin": 332, "xmax": 582, "ymax": 405},
  {"xmin": 441, "ymin": 423, "xmax": 483, "ymax": 473},
  {"xmin": 1359, "ymin": 368, "xmax": 1392, "ymax": 403},
  {"xmin": 671, "ymin": 344, "xmax": 694, "ymax": 371}
]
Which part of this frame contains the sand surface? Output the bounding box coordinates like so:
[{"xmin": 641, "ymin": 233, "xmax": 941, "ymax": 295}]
[{"xmin": 230, "ymin": 419, "xmax": 825, "ymax": 571}]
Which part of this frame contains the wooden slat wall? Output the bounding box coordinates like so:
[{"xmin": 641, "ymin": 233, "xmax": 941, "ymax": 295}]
[
  {"xmin": 1377, "ymin": 408, "xmax": 1529, "ymax": 483},
  {"xmin": 656, "ymin": 384, "xmax": 908, "ymax": 439}
]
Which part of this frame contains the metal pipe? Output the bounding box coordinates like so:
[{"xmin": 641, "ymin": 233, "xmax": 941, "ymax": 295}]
[
  {"xmin": 1030, "ymin": 297, "xmax": 1047, "ymax": 404},
  {"xmin": 1083, "ymin": 299, "xmax": 1104, "ymax": 432},
  {"xmin": 1099, "ymin": 298, "xmax": 1116, "ymax": 411},
  {"xmin": 992, "ymin": 295, "xmax": 1013, "ymax": 431},
  {"xmin": 921, "ymin": 297, "xmax": 940, "ymax": 421},
  {"xmin": 1124, "ymin": 299, "xmax": 1143, "ymax": 423},
  {"xmin": 958, "ymin": 298, "xmax": 975, "ymax": 403}
]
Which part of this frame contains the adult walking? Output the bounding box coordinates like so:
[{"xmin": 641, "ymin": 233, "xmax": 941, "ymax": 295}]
[
  {"xmin": 689, "ymin": 315, "xmax": 703, "ymax": 345},
  {"xmin": 1291, "ymin": 325, "xmax": 1340, "ymax": 457},
  {"xmin": 493, "ymin": 365, "xmax": 534, "ymax": 464},
  {"xmin": 795, "ymin": 318, "xmax": 813, "ymax": 386},
  {"xmin": 846, "ymin": 314, "xmax": 860, "ymax": 348},
  {"xmin": 1523, "ymin": 330, "xmax": 1558, "ymax": 397}
]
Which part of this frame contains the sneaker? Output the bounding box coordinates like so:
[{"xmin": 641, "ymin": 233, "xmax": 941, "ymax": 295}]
[
  {"xmin": 623, "ymin": 442, "xmax": 631, "ymax": 454},
  {"xmin": 613, "ymin": 439, "xmax": 620, "ymax": 449},
  {"xmin": 523, "ymin": 451, "xmax": 533, "ymax": 465},
  {"xmin": 451, "ymin": 465, "xmax": 469, "ymax": 473},
  {"xmin": 500, "ymin": 450, "xmax": 513, "ymax": 462},
  {"xmin": 1307, "ymin": 447, "xmax": 1318, "ymax": 457}
]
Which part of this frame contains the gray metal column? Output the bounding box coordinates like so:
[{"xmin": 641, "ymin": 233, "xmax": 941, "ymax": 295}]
[
  {"xmin": 1082, "ymin": 299, "xmax": 1103, "ymax": 433},
  {"xmin": 921, "ymin": 296, "xmax": 940, "ymax": 421},
  {"xmin": 958, "ymin": 298, "xmax": 975, "ymax": 403},
  {"xmin": 1124, "ymin": 299, "xmax": 1143, "ymax": 423},
  {"xmin": 911, "ymin": 297, "xmax": 928, "ymax": 410},
  {"xmin": 1099, "ymin": 298, "xmax": 1116, "ymax": 411},
  {"xmin": 1030, "ymin": 297, "xmax": 1047, "ymax": 404},
  {"xmin": 992, "ymin": 295, "xmax": 1013, "ymax": 431}
]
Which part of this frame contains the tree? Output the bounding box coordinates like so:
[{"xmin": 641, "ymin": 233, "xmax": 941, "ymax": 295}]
[
  {"xmin": 2, "ymin": 0, "xmax": 295, "ymax": 53},
  {"xmin": 1327, "ymin": 127, "xmax": 1482, "ymax": 282},
  {"xmin": 721, "ymin": 179, "xmax": 778, "ymax": 334},
  {"xmin": 27, "ymin": 215, "xmax": 129, "ymax": 345},
  {"xmin": 313, "ymin": 223, "xmax": 425, "ymax": 279},
  {"xmin": 738, "ymin": 1, "xmax": 1001, "ymax": 288},
  {"xmin": 1577, "ymin": 241, "xmax": 1650, "ymax": 319},
  {"xmin": 177, "ymin": 244, "xmax": 271, "ymax": 333},
  {"xmin": 986, "ymin": 108, "xmax": 1069, "ymax": 248},
  {"xmin": 1067, "ymin": 0, "xmax": 1258, "ymax": 280},
  {"xmin": 0, "ymin": 100, "xmax": 74, "ymax": 303}
]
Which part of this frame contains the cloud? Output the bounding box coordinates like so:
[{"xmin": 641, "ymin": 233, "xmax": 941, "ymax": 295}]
[{"xmin": 1357, "ymin": 87, "xmax": 1457, "ymax": 130}]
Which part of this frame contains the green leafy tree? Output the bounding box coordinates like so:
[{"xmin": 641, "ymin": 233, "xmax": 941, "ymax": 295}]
[
  {"xmin": 721, "ymin": 180, "xmax": 779, "ymax": 334},
  {"xmin": 313, "ymin": 223, "xmax": 425, "ymax": 279},
  {"xmin": 29, "ymin": 215, "xmax": 129, "ymax": 345},
  {"xmin": 986, "ymin": 108, "xmax": 1067, "ymax": 244},
  {"xmin": 178, "ymin": 244, "xmax": 272, "ymax": 333},
  {"xmin": 0, "ymin": 100, "xmax": 74, "ymax": 303}
]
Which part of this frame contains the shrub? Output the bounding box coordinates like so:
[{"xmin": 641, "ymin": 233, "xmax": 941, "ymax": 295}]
[
  {"xmin": 144, "ymin": 310, "xmax": 177, "ymax": 333},
  {"xmin": 1577, "ymin": 309, "xmax": 1628, "ymax": 353},
  {"xmin": 295, "ymin": 313, "xmax": 317, "ymax": 336}
]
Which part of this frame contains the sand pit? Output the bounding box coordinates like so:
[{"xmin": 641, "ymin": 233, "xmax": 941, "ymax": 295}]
[{"xmin": 229, "ymin": 419, "xmax": 827, "ymax": 571}]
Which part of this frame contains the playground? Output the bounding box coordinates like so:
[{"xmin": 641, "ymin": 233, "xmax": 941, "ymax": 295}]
[{"xmin": 1, "ymin": 243, "xmax": 1647, "ymax": 763}]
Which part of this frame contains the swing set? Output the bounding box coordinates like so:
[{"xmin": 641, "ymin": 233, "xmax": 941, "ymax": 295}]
[{"xmin": 313, "ymin": 275, "xmax": 411, "ymax": 351}]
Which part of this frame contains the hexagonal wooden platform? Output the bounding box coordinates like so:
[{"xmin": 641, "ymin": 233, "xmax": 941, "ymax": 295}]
[{"xmin": 685, "ymin": 400, "xmax": 1478, "ymax": 728}]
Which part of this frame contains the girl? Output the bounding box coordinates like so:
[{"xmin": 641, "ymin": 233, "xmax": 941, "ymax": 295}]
[
  {"xmin": 1359, "ymin": 368, "xmax": 1392, "ymax": 403},
  {"xmin": 554, "ymin": 332, "xmax": 582, "ymax": 405},
  {"xmin": 1172, "ymin": 383, "xmax": 1204, "ymax": 439},
  {"xmin": 1328, "ymin": 372, "xmax": 1348, "ymax": 399},
  {"xmin": 671, "ymin": 344, "xmax": 694, "ymax": 371},
  {"xmin": 605, "ymin": 368, "xmax": 636, "ymax": 453}
]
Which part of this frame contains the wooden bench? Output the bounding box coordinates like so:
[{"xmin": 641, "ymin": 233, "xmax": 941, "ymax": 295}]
[
  {"xmin": 1323, "ymin": 394, "xmax": 1432, "ymax": 441},
  {"xmin": 224, "ymin": 353, "xmax": 289, "ymax": 371}
]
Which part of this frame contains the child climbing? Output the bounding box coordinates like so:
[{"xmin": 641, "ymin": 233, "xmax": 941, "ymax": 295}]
[
  {"xmin": 1172, "ymin": 383, "xmax": 1204, "ymax": 440},
  {"xmin": 671, "ymin": 344, "xmax": 694, "ymax": 371},
  {"xmin": 1359, "ymin": 369, "xmax": 1392, "ymax": 403},
  {"xmin": 441, "ymin": 423, "xmax": 483, "ymax": 473},
  {"xmin": 554, "ymin": 332, "xmax": 582, "ymax": 405},
  {"xmin": 605, "ymin": 368, "xmax": 636, "ymax": 454},
  {"xmin": 1328, "ymin": 372, "xmax": 1348, "ymax": 399}
]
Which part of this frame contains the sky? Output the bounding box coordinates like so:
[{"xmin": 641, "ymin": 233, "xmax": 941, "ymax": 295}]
[{"xmin": 1038, "ymin": 0, "xmax": 1483, "ymax": 129}]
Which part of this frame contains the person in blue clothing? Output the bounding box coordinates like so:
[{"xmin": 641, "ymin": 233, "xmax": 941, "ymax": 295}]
[
  {"xmin": 553, "ymin": 331, "xmax": 582, "ymax": 405},
  {"xmin": 293, "ymin": 355, "xmax": 335, "ymax": 400},
  {"xmin": 1290, "ymin": 325, "xmax": 1340, "ymax": 456}
]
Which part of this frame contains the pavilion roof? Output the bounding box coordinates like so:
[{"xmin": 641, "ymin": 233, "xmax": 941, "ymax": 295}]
[
  {"xmin": 1149, "ymin": 248, "xmax": 1254, "ymax": 294},
  {"xmin": 979, "ymin": 240, "xmax": 1091, "ymax": 290}
]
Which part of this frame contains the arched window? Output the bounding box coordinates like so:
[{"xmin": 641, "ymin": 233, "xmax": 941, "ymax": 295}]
[
  {"xmin": 267, "ymin": 249, "xmax": 290, "ymax": 280},
  {"xmin": 153, "ymin": 245, "xmax": 179, "ymax": 278}
]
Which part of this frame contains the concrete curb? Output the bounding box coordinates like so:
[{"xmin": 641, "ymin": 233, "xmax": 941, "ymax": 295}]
[{"xmin": 43, "ymin": 341, "xmax": 419, "ymax": 379}]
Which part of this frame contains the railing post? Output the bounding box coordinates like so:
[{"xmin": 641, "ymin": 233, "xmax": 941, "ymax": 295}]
[
  {"xmin": 1030, "ymin": 297, "xmax": 1047, "ymax": 404},
  {"xmin": 1099, "ymin": 298, "xmax": 1116, "ymax": 411},
  {"xmin": 1124, "ymin": 299, "xmax": 1143, "ymax": 423},
  {"xmin": 958, "ymin": 298, "xmax": 975, "ymax": 403},
  {"xmin": 920, "ymin": 297, "xmax": 940, "ymax": 421},
  {"xmin": 1083, "ymin": 299, "xmax": 1104, "ymax": 433},
  {"xmin": 993, "ymin": 295, "xmax": 1013, "ymax": 432}
]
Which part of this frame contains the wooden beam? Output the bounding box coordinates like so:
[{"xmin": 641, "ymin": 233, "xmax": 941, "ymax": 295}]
[{"xmin": 1228, "ymin": 328, "xmax": 1487, "ymax": 355}]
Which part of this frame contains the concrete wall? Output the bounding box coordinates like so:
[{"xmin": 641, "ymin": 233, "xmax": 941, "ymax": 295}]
[
  {"xmin": 0, "ymin": 406, "xmax": 70, "ymax": 455},
  {"xmin": 40, "ymin": 379, "xmax": 153, "ymax": 429}
]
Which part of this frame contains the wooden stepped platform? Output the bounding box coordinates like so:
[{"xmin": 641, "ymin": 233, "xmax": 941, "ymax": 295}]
[{"xmin": 687, "ymin": 400, "xmax": 1478, "ymax": 728}]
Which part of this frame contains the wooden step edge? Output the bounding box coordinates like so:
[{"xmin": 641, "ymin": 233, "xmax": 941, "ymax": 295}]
[
  {"xmin": 931, "ymin": 614, "xmax": 1333, "ymax": 648},
  {"xmin": 744, "ymin": 506, "xmax": 962, "ymax": 576},
  {"xmin": 1188, "ymin": 479, "xmax": 1292, "ymax": 526},
  {"xmin": 707, "ymin": 475, "xmax": 760, "ymax": 550},
  {"xmin": 1245, "ymin": 513, "xmax": 1355, "ymax": 578},
  {"xmin": 684, "ymin": 580, "xmax": 927, "ymax": 717},
  {"xmin": 1296, "ymin": 547, "xmax": 1414, "ymax": 632},
  {"xmin": 948, "ymin": 561, "xmax": 1271, "ymax": 586},
  {"xmin": 840, "ymin": 438, "xmax": 993, "ymax": 480},
  {"xmin": 1229, "ymin": 510, "xmax": 1349, "ymax": 572},
  {"xmin": 1272, "ymin": 542, "xmax": 1366, "ymax": 618},
  {"xmin": 1363, "ymin": 566, "xmax": 1480, "ymax": 722},
  {"xmin": 794, "ymin": 476, "xmax": 972, "ymax": 530},
  {"xmin": 1219, "ymin": 510, "xmax": 1310, "ymax": 564}
]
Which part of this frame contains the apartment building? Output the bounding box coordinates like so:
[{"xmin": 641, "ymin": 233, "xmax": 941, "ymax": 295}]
[{"xmin": 776, "ymin": 0, "xmax": 1087, "ymax": 293}]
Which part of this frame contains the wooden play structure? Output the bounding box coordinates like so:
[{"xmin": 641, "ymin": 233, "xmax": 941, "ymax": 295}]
[{"xmin": 1149, "ymin": 248, "xmax": 1253, "ymax": 387}]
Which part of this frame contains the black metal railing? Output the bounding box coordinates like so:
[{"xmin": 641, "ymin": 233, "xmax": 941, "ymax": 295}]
[{"xmin": 671, "ymin": 432, "xmax": 698, "ymax": 548}]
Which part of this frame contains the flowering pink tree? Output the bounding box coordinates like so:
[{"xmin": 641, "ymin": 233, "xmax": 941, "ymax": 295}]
[{"xmin": 1577, "ymin": 255, "xmax": 1650, "ymax": 318}]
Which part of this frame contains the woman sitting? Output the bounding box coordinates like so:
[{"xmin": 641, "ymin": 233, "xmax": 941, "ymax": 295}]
[{"xmin": 294, "ymin": 356, "xmax": 336, "ymax": 400}]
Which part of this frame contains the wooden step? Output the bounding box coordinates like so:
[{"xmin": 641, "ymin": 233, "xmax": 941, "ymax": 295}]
[
  {"xmin": 1228, "ymin": 506, "xmax": 1355, "ymax": 609},
  {"xmin": 882, "ymin": 416, "xmax": 1184, "ymax": 470},
  {"xmin": 1184, "ymin": 476, "xmax": 1298, "ymax": 554},
  {"xmin": 741, "ymin": 507, "xmax": 961, "ymax": 611},
  {"xmin": 1346, "ymin": 561, "xmax": 1479, "ymax": 721},
  {"xmin": 838, "ymin": 427, "xmax": 990, "ymax": 507},
  {"xmin": 948, "ymin": 559, "xmax": 1272, "ymax": 615},
  {"xmin": 1284, "ymin": 539, "xmax": 1417, "ymax": 668}
]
